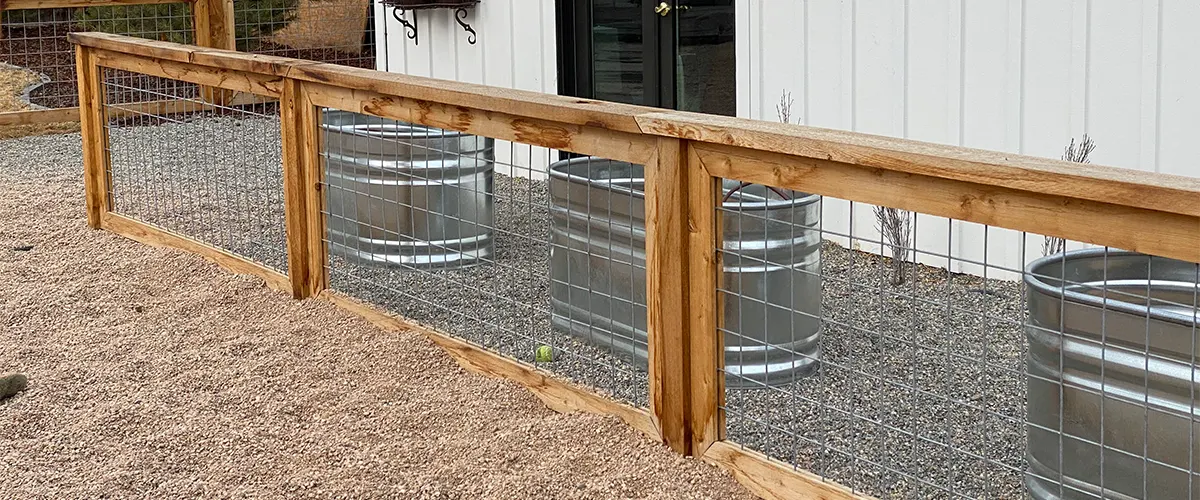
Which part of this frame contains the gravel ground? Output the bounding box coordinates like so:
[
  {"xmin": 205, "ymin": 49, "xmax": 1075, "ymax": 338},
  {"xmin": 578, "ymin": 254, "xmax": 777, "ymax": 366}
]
[
  {"xmin": 11, "ymin": 116, "xmax": 1034, "ymax": 498},
  {"xmin": 0, "ymin": 132, "xmax": 755, "ymax": 499}
]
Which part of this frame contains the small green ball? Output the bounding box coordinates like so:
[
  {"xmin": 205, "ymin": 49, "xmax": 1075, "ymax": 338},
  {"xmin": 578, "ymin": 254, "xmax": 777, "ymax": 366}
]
[{"xmin": 535, "ymin": 345, "xmax": 554, "ymax": 362}]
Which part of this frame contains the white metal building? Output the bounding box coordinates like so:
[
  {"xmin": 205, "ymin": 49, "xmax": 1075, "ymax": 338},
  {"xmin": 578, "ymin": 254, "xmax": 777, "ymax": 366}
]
[{"xmin": 372, "ymin": 0, "xmax": 1199, "ymax": 278}]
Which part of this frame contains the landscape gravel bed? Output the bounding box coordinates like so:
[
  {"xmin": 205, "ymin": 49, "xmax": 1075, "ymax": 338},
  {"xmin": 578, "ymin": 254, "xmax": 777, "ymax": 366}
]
[
  {"xmin": 0, "ymin": 141, "xmax": 755, "ymax": 498},
  {"xmin": 19, "ymin": 115, "xmax": 1031, "ymax": 498}
]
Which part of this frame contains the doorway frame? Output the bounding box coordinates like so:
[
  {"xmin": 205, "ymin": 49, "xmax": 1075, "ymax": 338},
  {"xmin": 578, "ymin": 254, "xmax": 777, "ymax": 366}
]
[{"xmin": 555, "ymin": 0, "xmax": 678, "ymax": 108}]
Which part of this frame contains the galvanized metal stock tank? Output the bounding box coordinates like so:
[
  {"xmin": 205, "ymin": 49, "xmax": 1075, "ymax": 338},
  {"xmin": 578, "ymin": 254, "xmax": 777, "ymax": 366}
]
[
  {"xmin": 1025, "ymin": 249, "xmax": 1200, "ymax": 500},
  {"xmin": 321, "ymin": 110, "xmax": 495, "ymax": 268},
  {"xmin": 548, "ymin": 157, "xmax": 822, "ymax": 387}
]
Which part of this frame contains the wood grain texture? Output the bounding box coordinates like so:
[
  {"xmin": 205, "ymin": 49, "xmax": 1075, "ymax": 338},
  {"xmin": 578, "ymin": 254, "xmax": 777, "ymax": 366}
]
[
  {"xmin": 297, "ymin": 82, "xmax": 326, "ymax": 298},
  {"xmin": 702, "ymin": 441, "xmax": 872, "ymax": 500},
  {"xmin": 192, "ymin": 0, "xmax": 234, "ymax": 51},
  {"xmin": 320, "ymin": 290, "xmax": 661, "ymax": 440},
  {"xmin": 90, "ymin": 48, "xmax": 285, "ymax": 98},
  {"xmin": 637, "ymin": 111, "xmax": 1200, "ymax": 219},
  {"xmin": 645, "ymin": 138, "xmax": 690, "ymax": 454},
  {"xmin": 3, "ymin": 0, "xmax": 180, "ymax": 9},
  {"xmin": 75, "ymin": 47, "xmax": 107, "ymax": 229},
  {"xmin": 67, "ymin": 33, "xmax": 656, "ymax": 134},
  {"xmin": 686, "ymin": 142, "xmax": 722, "ymax": 455},
  {"xmin": 279, "ymin": 79, "xmax": 310, "ymax": 299},
  {"xmin": 101, "ymin": 213, "xmax": 292, "ymax": 293},
  {"xmin": 0, "ymin": 107, "xmax": 79, "ymax": 126},
  {"xmin": 305, "ymin": 83, "xmax": 655, "ymax": 165},
  {"xmin": 694, "ymin": 143, "xmax": 1200, "ymax": 263},
  {"xmin": 69, "ymin": 32, "xmax": 198, "ymax": 64}
]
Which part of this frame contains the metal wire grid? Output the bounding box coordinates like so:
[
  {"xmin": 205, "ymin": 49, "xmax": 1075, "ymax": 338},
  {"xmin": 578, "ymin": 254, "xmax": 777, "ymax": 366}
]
[
  {"xmin": 714, "ymin": 190, "xmax": 1200, "ymax": 499},
  {"xmin": 320, "ymin": 109, "xmax": 649, "ymax": 406},
  {"xmin": 102, "ymin": 68, "xmax": 288, "ymax": 274},
  {"xmin": 238, "ymin": 0, "xmax": 376, "ymax": 69},
  {"xmin": 1, "ymin": 5, "xmax": 194, "ymax": 109}
]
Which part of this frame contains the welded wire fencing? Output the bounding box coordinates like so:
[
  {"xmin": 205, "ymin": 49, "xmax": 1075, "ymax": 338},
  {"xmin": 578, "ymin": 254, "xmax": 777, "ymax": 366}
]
[
  {"xmin": 101, "ymin": 69, "xmax": 288, "ymax": 274},
  {"xmin": 0, "ymin": 0, "xmax": 375, "ymax": 125},
  {"xmin": 716, "ymin": 191, "xmax": 1200, "ymax": 499},
  {"xmin": 72, "ymin": 33, "xmax": 1200, "ymax": 500},
  {"xmin": 238, "ymin": 0, "xmax": 375, "ymax": 68},
  {"xmin": 1, "ymin": 4, "xmax": 194, "ymax": 110},
  {"xmin": 320, "ymin": 110, "xmax": 648, "ymax": 406}
]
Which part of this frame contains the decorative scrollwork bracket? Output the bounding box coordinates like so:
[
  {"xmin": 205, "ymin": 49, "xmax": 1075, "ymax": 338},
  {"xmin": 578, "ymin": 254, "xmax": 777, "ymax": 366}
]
[
  {"xmin": 392, "ymin": 8, "xmax": 419, "ymax": 45},
  {"xmin": 455, "ymin": 7, "xmax": 477, "ymax": 45}
]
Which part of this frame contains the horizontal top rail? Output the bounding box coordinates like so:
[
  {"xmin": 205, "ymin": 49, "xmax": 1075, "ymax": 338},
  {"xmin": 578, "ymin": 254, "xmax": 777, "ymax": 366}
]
[
  {"xmin": 69, "ymin": 32, "xmax": 654, "ymax": 136},
  {"xmin": 3, "ymin": 0, "xmax": 185, "ymax": 9},
  {"xmin": 69, "ymin": 32, "xmax": 1200, "ymax": 220},
  {"xmin": 637, "ymin": 111, "xmax": 1200, "ymax": 219}
]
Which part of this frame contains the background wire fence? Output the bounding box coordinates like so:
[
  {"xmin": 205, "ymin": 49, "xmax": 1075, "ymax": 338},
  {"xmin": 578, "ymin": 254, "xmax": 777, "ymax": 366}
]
[
  {"xmin": 0, "ymin": 0, "xmax": 376, "ymax": 118},
  {"xmin": 1, "ymin": 4, "xmax": 194, "ymax": 110},
  {"xmin": 239, "ymin": 0, "xmax": 375, "ymax": 68},
  {"xmin": 320, "ymin": 109, "xmax": 648, "ymax": 407},
  {"xmin": 715, "ymin": 188, "xmax": 1200, "ymax": 499},
  {"xmin": 102, "ymin": 68, "xmax": 288, "ymax": 274}
]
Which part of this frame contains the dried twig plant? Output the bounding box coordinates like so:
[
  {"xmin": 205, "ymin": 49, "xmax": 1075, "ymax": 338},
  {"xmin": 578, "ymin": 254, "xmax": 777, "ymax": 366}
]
[{"xmin": 1043, "ymin": 134, "xmax": 1096, "ymax": 256}]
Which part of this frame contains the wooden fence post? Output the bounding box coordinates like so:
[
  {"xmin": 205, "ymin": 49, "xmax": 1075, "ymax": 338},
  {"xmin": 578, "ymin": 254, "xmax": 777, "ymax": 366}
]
[
  {"xmin": 193, "ymin": 0, "xmax": 235, "ymax": 105},
  {"xmin": 75, "ymin": 46, "xmax": 108, "ymax": 229},
  {"xmin": 193, "ymin": 0, "xmax": 235, "ymax": 51},
  {"xmin": 280, "ymin": 79, "xmax": 325, "ymax": 299},
  {"xmin": 646, "ymin": 137, "xmax": 691, "ymax": 454},
  {"xmin": 686, "ymin": 141, "xmax": 723, "ymax": 456},
  {"xmin": 646, "ymin": 137, "xmax": 722, "ymax": 455}
]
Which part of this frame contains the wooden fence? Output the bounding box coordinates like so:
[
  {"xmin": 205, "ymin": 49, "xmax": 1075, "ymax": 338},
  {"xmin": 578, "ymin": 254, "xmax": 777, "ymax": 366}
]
[{"xmin": 69, "ymin": 32, "xmax": 1200, "ymax": 500}]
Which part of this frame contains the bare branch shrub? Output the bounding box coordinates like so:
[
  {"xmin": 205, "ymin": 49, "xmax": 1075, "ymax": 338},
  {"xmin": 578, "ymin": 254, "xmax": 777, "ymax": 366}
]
[
  {"xmin": 875, "ymin": 205, "xmax": 913, "ymax": 285},
  {"xmin": 1043, "ymin": 134, "xmax": 1096, "ymax": 256},
  {"xmin": 776, "ymin": 91, "xmax": 794, "ymax": 124}
]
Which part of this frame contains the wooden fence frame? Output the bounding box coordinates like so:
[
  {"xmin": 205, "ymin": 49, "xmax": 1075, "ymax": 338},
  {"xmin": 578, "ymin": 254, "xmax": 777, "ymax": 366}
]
[
  {"xmin": 69, "ymin": 32, "xmax": 1200, "ymax": 500},
  {"xmin": 0, "ymin": 0, "xmax": 233, "ymax": 127}
]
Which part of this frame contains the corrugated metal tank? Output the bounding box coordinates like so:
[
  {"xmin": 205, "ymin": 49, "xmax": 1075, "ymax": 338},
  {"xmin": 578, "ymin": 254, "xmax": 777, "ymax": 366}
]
[
  {"xmin": 322, "ymin": 110, "xmax": 495, "ymax": 268},
  {"xmin": 548, "ymin": 156, "xmax": 822, "ymax": 387},
  {"xmin": 1025, "ymin": 249, "xmax": 1200, "ymax": 500}
]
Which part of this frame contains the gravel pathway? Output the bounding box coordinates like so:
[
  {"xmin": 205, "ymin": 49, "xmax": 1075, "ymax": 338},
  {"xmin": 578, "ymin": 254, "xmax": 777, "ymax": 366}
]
[
  {"xmin": 0, "ymin": 132, "xmax": 754, "ymax": 499},
  {"xmin": 4, "ymin": 117, "xmax": 1034, "ymax": 498}
]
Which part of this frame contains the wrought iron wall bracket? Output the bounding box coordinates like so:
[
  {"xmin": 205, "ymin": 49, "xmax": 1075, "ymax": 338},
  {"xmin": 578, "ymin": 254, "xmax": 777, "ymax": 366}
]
[
  {"xmin": 392, "ymin": 8, "xmax": 419, "ymax": 45},
  {"xmin": 388, "ymin": 5, "xmax": 478, "ymax": 47},
  {"xmin": 455, "ymin": 8, "xmax": 477, "ymax": 45}
]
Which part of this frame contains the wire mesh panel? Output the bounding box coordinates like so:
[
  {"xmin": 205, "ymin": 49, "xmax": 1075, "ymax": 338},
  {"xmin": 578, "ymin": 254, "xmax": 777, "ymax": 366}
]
[
  {"xmin": 1, "ymin": 5, "xmax": 194, "ymax": 110},
  {"xmin": 715, "ymin": 189, "xmax": 1200, "ymax": 499},
  {"xmin": 102, "ymin": 68, "xmax": 288, "ymax": 274},
  {"xmin": 320, "ymin": 109, "xmax": 649, "ymax": 407},
  {"xmin": 238, "ymin": 0, "xmax": 375, "ymax": 68}
]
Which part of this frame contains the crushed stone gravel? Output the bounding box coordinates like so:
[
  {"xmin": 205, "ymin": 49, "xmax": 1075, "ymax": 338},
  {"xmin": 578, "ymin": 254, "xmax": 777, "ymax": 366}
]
[{"xmin": 0, "ymin": 131, "xmax": 755, "ymax": 499}]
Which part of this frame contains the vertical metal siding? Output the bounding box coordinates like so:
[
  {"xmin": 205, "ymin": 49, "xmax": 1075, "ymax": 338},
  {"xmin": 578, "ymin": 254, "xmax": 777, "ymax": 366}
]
[{"xmin": 378, "ymin": 0, "xmax": 1198, "ymax": 277}]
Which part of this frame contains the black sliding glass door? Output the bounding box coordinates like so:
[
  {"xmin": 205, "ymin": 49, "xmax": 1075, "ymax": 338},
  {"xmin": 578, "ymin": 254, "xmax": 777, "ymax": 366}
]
[{"xmin": 557, "ymin": 0, "xmax": 736, "ymax": 117}]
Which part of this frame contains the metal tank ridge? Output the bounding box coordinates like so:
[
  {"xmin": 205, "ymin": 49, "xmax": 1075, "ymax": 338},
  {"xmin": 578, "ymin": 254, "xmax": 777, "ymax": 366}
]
[
  {"xmin": 1025, "ymin": 249, "xmax": 1200, "ymax": 500},
  {"xmin": 548, "ymin": 156, "xmax": 822, "ymax": 387},
  {"xmin": 321, "ymin": 110, "xmax": 495, "ymax": 269}
]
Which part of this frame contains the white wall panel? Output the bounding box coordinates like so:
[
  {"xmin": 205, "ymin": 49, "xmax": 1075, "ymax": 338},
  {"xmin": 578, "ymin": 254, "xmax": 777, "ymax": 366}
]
[
  {"xmin": 377, "ymin": 1, "xmax": 1200, "ymax": 278},
  {"xmin": 738, "ymin": 0, "xmax": 1199, "ymax": 279}
]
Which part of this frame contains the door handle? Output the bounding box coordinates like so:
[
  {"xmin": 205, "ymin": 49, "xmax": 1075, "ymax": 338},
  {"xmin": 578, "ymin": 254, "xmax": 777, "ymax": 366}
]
[{"xmin": 654, "ymin": 2, "xmax": 671, "ymax": 16}]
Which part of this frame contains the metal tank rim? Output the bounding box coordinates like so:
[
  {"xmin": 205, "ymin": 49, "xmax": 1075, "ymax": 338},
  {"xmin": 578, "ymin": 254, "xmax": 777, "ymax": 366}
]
[
  {"xmin": 1024, "ymin": 248, "xmax": 1199, "ymax": 327},
  {"xmin": 546, "ymin": 156, "xmax": 822, "ymax": 211},
  {"xmin": 321, "ymin": 109, "xmax": 476, "ymax": 140}
]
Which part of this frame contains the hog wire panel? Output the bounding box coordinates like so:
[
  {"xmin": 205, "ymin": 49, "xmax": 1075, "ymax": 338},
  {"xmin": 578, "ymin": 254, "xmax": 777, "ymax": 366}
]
[
  {"xmin": 321, "ymin": 110, "xmax": 648, "ymax": 407},
  {"xmin": 237, "ymin": 0, "xmax": 375, "ymax": 69},
  {"xmin": 714, "ymin": 189, "xmax": 1200, "ymax": 499},
  {"xmin": 0, "ymin": 4, "xmax": 194, "ymax": 110},
  {"xmin": 102, "ymin": 68, "xmax": 288, "ymax": 274}
]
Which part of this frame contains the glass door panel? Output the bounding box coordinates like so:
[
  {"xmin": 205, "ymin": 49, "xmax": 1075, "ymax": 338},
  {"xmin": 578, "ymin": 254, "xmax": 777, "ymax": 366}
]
[
  {"xmin": 590, "ymin": 0, "xmax": 646, "ymax": 106},
  {"xmin": 672, "ymin": 0, "xmax": 736, "ymax": 116}
]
